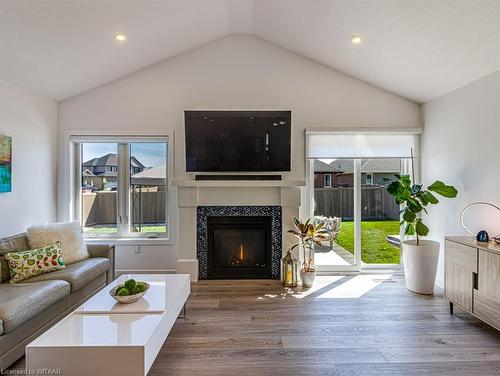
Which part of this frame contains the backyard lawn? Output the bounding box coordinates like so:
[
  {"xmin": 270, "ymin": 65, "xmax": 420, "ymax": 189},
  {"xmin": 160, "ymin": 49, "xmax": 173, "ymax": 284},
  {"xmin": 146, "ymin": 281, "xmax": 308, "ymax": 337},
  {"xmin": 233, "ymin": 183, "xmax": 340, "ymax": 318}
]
[{"xmin": 337, "ymin": 220, "xmax": 400, "ymax": 264}]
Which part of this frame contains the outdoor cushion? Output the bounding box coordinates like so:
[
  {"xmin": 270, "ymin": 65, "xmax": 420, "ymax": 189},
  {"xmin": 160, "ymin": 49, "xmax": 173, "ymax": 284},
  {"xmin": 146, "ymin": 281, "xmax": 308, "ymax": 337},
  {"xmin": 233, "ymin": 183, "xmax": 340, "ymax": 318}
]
[
  {"xmin": 0, "ymin": 280, "xmax": 70, "ymax": 334},
  {"xmin": 26, "ymin": 258, "xmax": 110, "ymax": 292},
  {"xmin": 0, "ymin": 233, "xmax": 29, "ymax": 283}
]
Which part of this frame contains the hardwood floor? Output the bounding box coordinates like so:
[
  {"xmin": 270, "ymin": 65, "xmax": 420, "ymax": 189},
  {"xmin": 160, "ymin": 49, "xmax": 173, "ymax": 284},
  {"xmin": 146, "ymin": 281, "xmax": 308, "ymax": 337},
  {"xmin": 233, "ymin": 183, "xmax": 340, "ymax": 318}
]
[
  {"xmin": 149, "ymin": 275, "xmax": 500, "ymax": 375},
  {"xmin": 8, "ymin": 275, "xmax": 500, "ymax": 375}
]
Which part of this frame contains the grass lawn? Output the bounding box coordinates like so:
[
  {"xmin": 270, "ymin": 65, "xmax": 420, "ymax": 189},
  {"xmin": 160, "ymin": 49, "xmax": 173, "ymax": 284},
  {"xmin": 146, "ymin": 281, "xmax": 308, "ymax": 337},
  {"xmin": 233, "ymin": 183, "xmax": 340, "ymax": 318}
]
[
  {"xmin": 84, "ymin": 225, "xmax": 167, "ymax": 234},
  {"xmin": 337, "ymin": 220, "xmax": 400, "ymax": 264}
]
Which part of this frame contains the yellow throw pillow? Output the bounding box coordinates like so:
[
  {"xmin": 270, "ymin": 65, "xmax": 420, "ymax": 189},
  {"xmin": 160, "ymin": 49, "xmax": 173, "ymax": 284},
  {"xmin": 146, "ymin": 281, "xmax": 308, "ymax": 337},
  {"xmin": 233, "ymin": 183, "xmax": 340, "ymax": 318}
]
[{"xmin": 5, "ymin": 241, "xmax": 65, "ymax": 283}]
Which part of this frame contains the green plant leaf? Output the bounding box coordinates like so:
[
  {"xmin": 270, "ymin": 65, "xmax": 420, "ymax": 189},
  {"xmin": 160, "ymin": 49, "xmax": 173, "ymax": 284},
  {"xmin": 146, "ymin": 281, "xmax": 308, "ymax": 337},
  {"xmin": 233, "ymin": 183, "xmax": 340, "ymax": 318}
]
[
  {"xmin": 403, "ymin": 209, "xmax": 416, "ymax": 223},
  {"xmin": 417, "ymin": 194, "xmax": 428, "ymax": 206},
  {"xmin": 407, "ymin": 198, "xmax": 422, "ymax": 213},
  {"xmin": 428, "ymin": 181, "xmax": 458, "ymax": 198},
  {"xmin": 387, "ymin": 181, "xmax": 401, "ymax": 196},
  {"xmin": 405, "ymin": 223, "xmax": 416, "ymax": 235},
  {"xmin": 314, "ymin": 222, "xmax": 325, "ymax": 231},
  {"xmin": 400, "ymin": 175, "xmax": 411, "ymax": 187},
  {"xmin": 401, "ymin": 188, "xmax": 412, "ymax": 200},
  {"xmin": 415, "ymin": 220, "xmax": 429, "ymax": 236},
  {"xmin": 422, "ymin": 191, "xmax": 439, "ymax": 204}
]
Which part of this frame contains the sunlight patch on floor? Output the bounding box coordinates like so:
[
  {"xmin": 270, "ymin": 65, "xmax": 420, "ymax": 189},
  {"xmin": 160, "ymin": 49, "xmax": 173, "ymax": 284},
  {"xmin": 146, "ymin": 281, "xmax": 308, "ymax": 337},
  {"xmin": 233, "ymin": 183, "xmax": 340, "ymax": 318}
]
[
  {"xmin": 291, "ymin": 276, "xmax": 346, "ymax": 299},
  {"xmin": 315, "ymin": 274, "xmax": 394, "ymax": 299}
]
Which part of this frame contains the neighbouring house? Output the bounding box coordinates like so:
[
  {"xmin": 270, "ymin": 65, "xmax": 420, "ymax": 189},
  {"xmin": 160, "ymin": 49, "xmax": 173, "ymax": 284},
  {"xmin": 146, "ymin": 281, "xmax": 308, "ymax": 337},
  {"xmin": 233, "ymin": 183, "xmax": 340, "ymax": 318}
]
[
  {"xmin": 330, "ymin": 159, "xmax": 401, "ymax": 187},
  {"xmin": 82, "ymin": 153, "xmax": 145, "ymax": 191},
  {"xmin": 313, "ymin": 160, "xmax": 343, "ymax": 188}
]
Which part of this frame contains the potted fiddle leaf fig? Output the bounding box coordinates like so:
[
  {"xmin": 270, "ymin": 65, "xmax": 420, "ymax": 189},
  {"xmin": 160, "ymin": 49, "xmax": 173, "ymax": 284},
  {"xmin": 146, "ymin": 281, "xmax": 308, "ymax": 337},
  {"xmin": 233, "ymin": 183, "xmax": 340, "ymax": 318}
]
[
  {"xmin": 287, "ymin": 218, "xmax": 330, "ymax": 287},
  {"xmin": 387, "ymin": 171, "xmax": 458, "ymax": 294}
]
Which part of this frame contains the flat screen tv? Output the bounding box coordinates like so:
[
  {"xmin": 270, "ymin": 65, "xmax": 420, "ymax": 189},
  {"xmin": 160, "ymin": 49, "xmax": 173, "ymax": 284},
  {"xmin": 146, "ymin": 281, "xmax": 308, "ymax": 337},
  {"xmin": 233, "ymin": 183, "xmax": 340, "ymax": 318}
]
[{"xmin": 185, "ymin": 110, "xmax": 291, "ymax": 172}]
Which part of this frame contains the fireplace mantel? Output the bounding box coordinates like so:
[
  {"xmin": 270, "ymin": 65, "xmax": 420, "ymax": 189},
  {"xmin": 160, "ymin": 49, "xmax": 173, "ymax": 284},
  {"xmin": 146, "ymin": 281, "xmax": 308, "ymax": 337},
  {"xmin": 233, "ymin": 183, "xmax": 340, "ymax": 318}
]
[
  {"xmin": 173, "ymin": 179, "xmax": 306, "ymax": 187},
  {"xmin": 176, "ymin": 183, "xmax": 302, "ymax": 281}
]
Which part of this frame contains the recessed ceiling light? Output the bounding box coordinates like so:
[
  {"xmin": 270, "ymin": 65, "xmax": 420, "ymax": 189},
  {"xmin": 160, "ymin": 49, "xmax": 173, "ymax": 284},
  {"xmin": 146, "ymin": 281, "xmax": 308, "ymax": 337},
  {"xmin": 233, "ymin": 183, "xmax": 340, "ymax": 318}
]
[
  {"xmin": 114, "ymin": 33, "xmax": 127, "ymax": 42},
  {"xmin": 351, "ymin": 35, "xmax": 362, "ymax": 44}
]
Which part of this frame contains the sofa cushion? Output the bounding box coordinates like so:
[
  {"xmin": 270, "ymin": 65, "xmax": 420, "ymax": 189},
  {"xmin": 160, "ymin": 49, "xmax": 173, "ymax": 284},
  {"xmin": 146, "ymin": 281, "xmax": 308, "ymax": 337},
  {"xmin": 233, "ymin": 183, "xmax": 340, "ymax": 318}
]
[
  {"xmin": 5, "ymin": 241, "xmax": 66, "ymax": 283},
  {"xmin": 27, "ymin": 222, "xmax": 89, "ymax": 265},
  {"xmin": 0, "ymin": 280, "xmax": 70, "ymax": 334},
  {"xmin": 0, "ymin": 233, "xmax": 30, "ymax": 283},
  {"xmin": 26, "ymin": 258, "xmax": 110, "ymax": 292}
]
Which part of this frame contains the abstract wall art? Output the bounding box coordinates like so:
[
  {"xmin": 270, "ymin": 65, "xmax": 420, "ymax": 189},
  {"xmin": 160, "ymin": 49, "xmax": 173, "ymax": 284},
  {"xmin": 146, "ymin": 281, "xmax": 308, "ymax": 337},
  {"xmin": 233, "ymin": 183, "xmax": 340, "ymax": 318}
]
[{"xmin": 0, "ymin": 135, "xmax": 12, "ymax": 193}]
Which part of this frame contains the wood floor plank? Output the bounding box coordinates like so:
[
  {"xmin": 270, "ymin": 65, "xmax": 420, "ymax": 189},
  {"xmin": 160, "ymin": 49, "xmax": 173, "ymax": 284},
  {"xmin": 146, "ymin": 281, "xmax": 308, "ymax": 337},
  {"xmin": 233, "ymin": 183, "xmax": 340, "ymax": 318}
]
[
  {"xmin": 282, "ymin": 333, "xmax": 500, "ymax": 349},
  {"xmin": 335, "ymin": 362, "xmax": 500, "ymax": 376},
  {"xmin": 170, "ymin": 321, "xmax": 492, "ymax": 337},
  {"xmin": 250, "ymin": 312, "xmax": 441, "ymax": 324},
  {"xmin": 164, "ymin": 336, "xmax": 283, "ymax": 350},
  {"xmin": 186, "ymin": 298, "xmax": 220, "ymax": 308},
  {"xmin": 380, "ymin": 346, "xmax": 500, "ymax": 363},
  {"xmin": 155, "ymin": 348, "xmax": 387, "ymax": 365}
]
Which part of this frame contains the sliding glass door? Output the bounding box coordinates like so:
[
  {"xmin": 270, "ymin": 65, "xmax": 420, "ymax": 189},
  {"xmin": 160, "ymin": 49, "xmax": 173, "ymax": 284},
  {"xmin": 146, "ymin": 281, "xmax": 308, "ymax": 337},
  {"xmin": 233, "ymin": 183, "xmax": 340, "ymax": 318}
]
[
  {"xmin": 360, "ymin": 159, "xmax": 402, "ymax": 266},
  {"xmin": 306, "ymin": 129, "xmax": 420, "ymax": 272},
  {"xmin": 313, "ymin": 159, "xmax": 358, "ymax": 268}
]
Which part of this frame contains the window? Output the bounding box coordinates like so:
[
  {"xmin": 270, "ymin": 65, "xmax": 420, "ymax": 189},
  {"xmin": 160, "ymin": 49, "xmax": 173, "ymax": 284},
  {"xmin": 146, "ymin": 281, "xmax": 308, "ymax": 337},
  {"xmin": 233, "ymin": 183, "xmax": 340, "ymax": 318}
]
[
  {"xmin": 366, "ymin": 173, "xmax": 373, "ymax": 185},
  {"xmin": 74, "ymin": 137, "xmax": 168, "ymax": 238},
  {"xmin": 324, "ymin": 174, "xmax": 332, "ymax": 187}
]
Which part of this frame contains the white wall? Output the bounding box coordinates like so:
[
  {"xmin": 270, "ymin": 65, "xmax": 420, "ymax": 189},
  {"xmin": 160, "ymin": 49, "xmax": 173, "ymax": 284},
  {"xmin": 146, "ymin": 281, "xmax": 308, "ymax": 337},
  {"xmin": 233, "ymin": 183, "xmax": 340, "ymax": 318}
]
[
  {"xmin": 422, "ymin": 71, "xmax": 500, "ymax": 287},
  {"xmin": 58, "ymin": 35, "xmax": 420, "ymax": 273},
  {"xmin": 0, "ymin": 80, "xmax": 58, "ymax": 238}
]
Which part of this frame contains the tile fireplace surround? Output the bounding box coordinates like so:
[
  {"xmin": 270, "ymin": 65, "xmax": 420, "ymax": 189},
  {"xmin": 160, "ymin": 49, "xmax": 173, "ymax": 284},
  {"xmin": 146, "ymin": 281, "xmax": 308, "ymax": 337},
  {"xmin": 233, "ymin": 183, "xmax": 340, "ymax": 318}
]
[{"xmin": 197, "ymin": 206, "xmax": 282, "ymax": 279}]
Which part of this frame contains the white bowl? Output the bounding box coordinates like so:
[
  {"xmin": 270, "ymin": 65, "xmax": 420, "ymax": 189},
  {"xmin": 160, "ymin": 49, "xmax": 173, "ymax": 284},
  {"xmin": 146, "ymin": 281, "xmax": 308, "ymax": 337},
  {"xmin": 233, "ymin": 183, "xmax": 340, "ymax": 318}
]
[{"xmin": 109, "ymin": 282, "xmax": 150, "ymax": 304}]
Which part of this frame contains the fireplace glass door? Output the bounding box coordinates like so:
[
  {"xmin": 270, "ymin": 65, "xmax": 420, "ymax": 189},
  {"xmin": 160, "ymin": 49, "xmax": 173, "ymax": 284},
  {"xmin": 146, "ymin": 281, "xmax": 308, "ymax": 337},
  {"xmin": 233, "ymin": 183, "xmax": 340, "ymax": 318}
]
[{"xmin": 207, "ymin": 216, "xmax": 272, "ymax": 279}]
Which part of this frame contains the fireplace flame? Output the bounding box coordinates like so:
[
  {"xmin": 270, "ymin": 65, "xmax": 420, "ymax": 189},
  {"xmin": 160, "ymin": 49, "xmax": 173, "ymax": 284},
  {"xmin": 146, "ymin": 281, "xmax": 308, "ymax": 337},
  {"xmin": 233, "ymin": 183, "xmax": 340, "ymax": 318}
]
[
  {"xmin": 230, "ymin": 244, "xmax": 245, "ymax": 265},
  {"xmin": 239, "ymin": 244, "xmax": 244, "ymax": 262}
]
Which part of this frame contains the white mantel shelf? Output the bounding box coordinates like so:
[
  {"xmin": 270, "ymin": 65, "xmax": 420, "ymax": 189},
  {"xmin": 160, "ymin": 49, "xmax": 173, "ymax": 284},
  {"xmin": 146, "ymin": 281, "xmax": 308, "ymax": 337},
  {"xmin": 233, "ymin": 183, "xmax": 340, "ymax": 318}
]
[{"xmin": 172, "ymin": 180, "xmax": 306, "ymax": 187}]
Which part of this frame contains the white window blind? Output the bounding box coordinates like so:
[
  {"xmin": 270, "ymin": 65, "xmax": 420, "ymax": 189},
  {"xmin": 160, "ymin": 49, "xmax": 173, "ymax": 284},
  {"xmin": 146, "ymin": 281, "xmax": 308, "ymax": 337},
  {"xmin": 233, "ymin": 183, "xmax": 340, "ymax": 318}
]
[{"xmin": 306, "ymin": 128, "xmax": 421, "ymax": 159}]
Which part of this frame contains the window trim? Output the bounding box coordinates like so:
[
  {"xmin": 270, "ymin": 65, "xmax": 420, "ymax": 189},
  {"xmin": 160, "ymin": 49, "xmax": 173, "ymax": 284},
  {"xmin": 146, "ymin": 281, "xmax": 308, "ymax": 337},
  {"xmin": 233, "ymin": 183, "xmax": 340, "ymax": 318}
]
[{"xmin": 70, "ymin": 134, "xmax": 171, "ymax": 240}]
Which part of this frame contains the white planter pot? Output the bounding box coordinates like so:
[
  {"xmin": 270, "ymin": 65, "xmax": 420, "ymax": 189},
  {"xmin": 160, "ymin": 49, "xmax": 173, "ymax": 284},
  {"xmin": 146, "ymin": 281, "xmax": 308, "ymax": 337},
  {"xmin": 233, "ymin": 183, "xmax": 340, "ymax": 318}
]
[
  {"xmin": 300, "ymin": 269, "xmax": 316, "ymax": 288},
  {"xmin": 402, "ymin": 239, "xmax": 440, "ymax": 295}
]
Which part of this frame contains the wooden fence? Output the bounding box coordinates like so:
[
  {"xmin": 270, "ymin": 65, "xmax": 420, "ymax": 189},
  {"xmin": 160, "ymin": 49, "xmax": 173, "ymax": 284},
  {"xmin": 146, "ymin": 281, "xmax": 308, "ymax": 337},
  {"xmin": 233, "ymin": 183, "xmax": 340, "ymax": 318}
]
[
  {"xmin": 82, "ymin": 191, "xmax": 165, "ymax": 226},
  {"xmin": 314, "ymin": 186, "xmax": 399, "ymax": 220}
]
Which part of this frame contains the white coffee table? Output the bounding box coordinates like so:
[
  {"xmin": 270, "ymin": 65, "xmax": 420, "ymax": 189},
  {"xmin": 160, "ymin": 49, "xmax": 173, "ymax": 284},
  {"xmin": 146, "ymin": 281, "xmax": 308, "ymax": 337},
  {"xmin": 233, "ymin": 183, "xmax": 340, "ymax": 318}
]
[{"xmin": 26, "ymin": 274, "xmax": 190, "ymax": 376}]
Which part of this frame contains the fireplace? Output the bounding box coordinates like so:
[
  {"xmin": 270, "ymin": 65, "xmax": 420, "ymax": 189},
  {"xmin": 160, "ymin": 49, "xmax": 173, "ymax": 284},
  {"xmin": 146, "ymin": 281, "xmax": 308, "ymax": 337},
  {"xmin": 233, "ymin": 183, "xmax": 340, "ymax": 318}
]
[
  {"xmin": 207, "ymin": 216, "xmax": 272, "ymax": 279},
  {"xmin": 197, "ymin": 206, "xmax": 282, "ymax": 279}
]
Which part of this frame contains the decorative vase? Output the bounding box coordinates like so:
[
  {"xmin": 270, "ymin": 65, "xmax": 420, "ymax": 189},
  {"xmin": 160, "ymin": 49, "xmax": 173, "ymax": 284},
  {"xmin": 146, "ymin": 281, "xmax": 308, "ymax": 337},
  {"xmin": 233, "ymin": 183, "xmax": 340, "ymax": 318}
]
[
  {"xmin": 300, "ymin": 269, "xmax": 316, "ymax": 288},
  {"xmin": 476, "ymin": 230, "xmax": 489, "ymax": 242},
  {"xmin": 402, "ymin": 240, "xmax": 440, "ymax": 295}
]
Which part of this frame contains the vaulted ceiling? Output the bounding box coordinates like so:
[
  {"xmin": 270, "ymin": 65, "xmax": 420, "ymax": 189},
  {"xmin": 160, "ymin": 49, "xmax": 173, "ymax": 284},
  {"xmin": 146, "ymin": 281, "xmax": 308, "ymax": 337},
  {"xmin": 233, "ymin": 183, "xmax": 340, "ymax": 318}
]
[{"xmin": 1, "ymin": 0, "xmax": 499, "ymax": 103}]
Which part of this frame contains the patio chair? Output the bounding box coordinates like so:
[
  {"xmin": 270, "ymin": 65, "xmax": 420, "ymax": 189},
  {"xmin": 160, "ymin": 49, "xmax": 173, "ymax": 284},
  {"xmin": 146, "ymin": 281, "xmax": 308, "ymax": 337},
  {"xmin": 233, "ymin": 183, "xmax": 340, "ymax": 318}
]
[{"xmin": 313, "ymin": 216, "xmax": 342, "ymax": 248}]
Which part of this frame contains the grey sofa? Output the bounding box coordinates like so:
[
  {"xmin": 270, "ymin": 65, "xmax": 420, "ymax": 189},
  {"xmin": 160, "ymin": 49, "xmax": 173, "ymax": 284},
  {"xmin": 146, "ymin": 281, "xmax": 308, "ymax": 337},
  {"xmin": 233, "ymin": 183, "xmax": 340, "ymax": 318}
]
[{"xmin": 0, "ymin": 233, "xmax": 115, "ymax": 370}]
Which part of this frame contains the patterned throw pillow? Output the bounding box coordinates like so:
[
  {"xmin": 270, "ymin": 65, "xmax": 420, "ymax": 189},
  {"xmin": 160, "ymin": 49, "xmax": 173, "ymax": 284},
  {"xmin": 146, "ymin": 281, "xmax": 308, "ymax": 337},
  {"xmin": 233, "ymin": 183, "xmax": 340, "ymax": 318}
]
[{"xmin": 4, "ymin": 241, "xmax": 65, "ymax": 283}]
